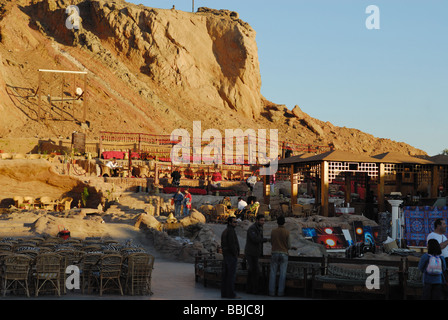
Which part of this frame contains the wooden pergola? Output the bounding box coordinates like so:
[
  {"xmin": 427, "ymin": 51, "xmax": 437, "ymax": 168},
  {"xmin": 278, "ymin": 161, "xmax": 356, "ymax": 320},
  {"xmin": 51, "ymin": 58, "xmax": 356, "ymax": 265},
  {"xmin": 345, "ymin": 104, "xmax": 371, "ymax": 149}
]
[{"xmin": 266, "ymin": 150, "xmax": 443, "ymax": 217}]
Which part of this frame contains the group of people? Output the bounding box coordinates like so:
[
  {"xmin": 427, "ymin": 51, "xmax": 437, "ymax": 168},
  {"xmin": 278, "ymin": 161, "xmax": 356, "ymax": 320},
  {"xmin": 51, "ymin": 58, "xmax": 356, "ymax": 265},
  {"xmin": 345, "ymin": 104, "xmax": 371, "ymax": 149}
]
[
  {"xmin": 419, "ymin": 218, "xmax": 448, "ymax": 300},
  {"xmin": 171, "ymin": 188, "xmax": 192, "ymax": 217},
  {"xmin": 220, "ymin": 213, "xmax": 295, "ymax": 299},
  {"xmin": 220, "ymin": 216, "xmax": 448, "ymax": 300}
]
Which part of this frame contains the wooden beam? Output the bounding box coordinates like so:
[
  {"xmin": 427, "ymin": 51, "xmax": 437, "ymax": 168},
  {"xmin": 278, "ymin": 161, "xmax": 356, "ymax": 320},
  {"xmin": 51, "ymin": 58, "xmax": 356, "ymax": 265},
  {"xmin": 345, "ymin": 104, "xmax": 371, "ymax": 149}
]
[
  {"xmin": 378, "ymin": 163, "xmax": 385, "ymax": 212},
  {"xmin": 320, "ymin": 161, "xmax": 329, "ymax": 217},
  {"xmin": 263, "ymin": 174, "xmax": 270, "ymax": 205}
]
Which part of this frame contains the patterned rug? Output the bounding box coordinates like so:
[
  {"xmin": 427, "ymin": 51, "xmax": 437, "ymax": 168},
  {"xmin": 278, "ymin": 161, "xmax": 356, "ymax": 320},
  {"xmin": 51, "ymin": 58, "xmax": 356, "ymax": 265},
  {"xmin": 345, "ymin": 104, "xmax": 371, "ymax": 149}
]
[{"xmin": 403, "ymin": 206, "xmax": 448, "ymax": 247}]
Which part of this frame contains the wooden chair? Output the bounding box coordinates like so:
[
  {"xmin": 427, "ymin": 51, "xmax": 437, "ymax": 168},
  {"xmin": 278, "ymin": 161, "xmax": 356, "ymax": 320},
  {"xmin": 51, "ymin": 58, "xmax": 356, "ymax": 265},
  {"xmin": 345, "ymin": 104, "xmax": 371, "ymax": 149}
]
[
  {"xmin": 2, "ymin": 254, "xmax": 32, "ymax": 297},
  {"xmin": 94, "ymin": 254, "xmax": 124, "ymax": 296},
  {"xmin": 302, "ymin": 204, "xmax": 313, "ymax": 217},
  {"xmin": 34, "ymin": 253, "xmax": 63, "ymax": 297},
  {"xmin": 280, "ymin": 203, "xmax": 290, "ymax": 216},
  {"xmin": 123, "ymin": 253, "xmax": 154, "ymax": 295},
  {"xmin": 292, "ymin": 204, "xmax": 305, "ymax": 217}
]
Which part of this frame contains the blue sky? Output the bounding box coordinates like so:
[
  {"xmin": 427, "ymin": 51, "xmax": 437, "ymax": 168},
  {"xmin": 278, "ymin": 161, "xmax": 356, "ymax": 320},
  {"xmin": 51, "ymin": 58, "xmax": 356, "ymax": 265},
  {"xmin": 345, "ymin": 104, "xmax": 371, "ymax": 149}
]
[{"xmin": 131, "ymin": 0, "xmax": 447, "ymax": 156}]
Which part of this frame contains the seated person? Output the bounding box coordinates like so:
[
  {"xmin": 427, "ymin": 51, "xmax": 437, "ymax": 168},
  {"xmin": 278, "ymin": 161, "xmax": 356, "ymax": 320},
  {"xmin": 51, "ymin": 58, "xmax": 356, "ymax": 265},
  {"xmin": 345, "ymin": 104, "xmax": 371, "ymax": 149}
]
[
  {"xmin": 211, "ymin": 169, "xmax": 222, "ymax": 188},
  {"xmin": 106, "ymin": 157, "xmax": 121, "ymax": 177},
  {"xmin": 220, "ymin": 196, "xmax": 232, "ymax": 209},
  {"xmin": 246, "ymin": 174, "xmax": 257, "ymax": 191},
  {"xmin": 237, "ymin": 197, "xmax": 248, "ymax": 211},
  {"xmin": 235, "ymin": 197, "xmax": 248, "ymax": 220},
  {"xmin": 248, "ymin": 200, "xmax": 260, "ymax": 216}
]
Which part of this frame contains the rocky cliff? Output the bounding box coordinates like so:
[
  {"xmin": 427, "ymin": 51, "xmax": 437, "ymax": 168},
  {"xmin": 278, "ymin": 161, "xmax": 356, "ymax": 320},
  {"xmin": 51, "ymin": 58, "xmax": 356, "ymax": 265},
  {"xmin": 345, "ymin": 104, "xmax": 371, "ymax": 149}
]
[{"xmin": 0, "ymin": 0, "xmax": 426, "ymax": 156}]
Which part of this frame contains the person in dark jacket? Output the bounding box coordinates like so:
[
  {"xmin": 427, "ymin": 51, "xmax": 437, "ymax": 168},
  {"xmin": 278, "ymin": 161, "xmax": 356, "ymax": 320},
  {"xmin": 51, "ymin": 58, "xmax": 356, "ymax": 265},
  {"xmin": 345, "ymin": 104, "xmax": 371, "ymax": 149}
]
[
  {"xmin": 221, "ymin": 216, "xmax": 241, "ymax": 299},
  {"xmin": 171, "ymin": 169, "xmax": 181, "ymax": 186},
  {"xmin": 244, "ymin": 214, "xmax": 267, "ymax": 294}
]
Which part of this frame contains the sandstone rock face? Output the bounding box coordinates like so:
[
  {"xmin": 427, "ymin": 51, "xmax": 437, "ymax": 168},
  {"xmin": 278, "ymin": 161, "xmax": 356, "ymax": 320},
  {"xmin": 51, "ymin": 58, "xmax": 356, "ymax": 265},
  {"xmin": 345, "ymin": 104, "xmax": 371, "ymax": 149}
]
[
  {"xmin": 0, "ymin": 0, "xmax": 427, "ymax": 157},
  {"xmin": 28, "ymin": 0, "xmax": 263, "ymax": 120}
]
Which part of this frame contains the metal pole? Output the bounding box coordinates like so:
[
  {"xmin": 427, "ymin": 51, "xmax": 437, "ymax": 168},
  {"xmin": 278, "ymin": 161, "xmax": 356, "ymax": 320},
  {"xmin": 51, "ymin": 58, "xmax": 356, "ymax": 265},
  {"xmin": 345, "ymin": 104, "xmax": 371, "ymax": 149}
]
[{"xmin": 192, "ymin": 0, "xmax": 194, "ymax": 12}]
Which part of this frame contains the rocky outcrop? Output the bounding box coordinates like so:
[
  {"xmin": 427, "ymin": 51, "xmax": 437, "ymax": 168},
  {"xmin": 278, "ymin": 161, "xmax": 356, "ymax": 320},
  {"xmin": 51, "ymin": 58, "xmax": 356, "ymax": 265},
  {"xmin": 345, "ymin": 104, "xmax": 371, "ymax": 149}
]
[{"xmin": 0, "ymin": 0, "xmax": 427, "ymax": 156}]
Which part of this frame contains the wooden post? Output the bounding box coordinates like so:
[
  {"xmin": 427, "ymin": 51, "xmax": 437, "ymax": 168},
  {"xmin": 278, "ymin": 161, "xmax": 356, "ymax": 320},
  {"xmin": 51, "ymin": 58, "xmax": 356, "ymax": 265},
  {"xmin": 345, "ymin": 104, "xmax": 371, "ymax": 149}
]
[
  {"xmin": 37, "ymin": 71, "xmax": 42, "ymax": 121},
  {"xmin": 290, "ymin": 164, "xmax": 298, "ymax": 206},
  {"xmin": 432, "ymin": 165, "xmax": 439, "ymax": 198},
  {"xmin": 83, "ymin": 73, "xmax": 87, "ymax": 123},
  {"xmin": 378, "ymin": 163, "xmax": 385, "ymax": 212},
  {"xmin": 263, "ymin": 174, "xmax": 270, "ymax": 205},
  {"xmin": 345, "ymin": 172, "xmax": 351, "ymax": 205},
  {"xmin": 154, "ymin": 162, "xmax": 159, "ymax": 186},
  {"xmin": 321, "ymin": 161, "xmax": 329, "ymax": 217}
]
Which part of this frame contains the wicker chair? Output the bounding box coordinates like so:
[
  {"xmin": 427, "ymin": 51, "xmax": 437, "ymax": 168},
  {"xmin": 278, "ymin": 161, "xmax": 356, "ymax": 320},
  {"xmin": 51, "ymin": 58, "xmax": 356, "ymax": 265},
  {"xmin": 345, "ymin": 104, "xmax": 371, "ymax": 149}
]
[
  {"xmin": 79, "ymin": 252, "xmax": 103, "ymax": 294},
  {"xmin": 123, "ymin": 253, "xmax": 155, "ymax": 295},
  {"xmin": 93, "ymin": 254, "xmax": 124, "ymax": 296},
  {"xmin": 2, "ymin": 254, "xmax": 33, "ymax": 297},
  {"xmin": 13, "ymin": 196, "xmax": 24, "ymax": 208},
  {"xmin": 57, "ymin": 197, "xmax": 73, "ymax": 211},
  {"xmin": 38, "ymin": 196, "xmax": 57, "ymax": 211},
  {"xmin": 215, "ymin": 204, "xmax": 229, "ymax": 223},
  {"xmin": 34, "ymin": 253, "xmax": 63, "ymax": 297},
  {"xmin": 56, "ymin": 249, "xmax": 82, "ymax": 294},
  {"xmin": 0, "ymin": 243, "xmax": 13, "ymax": 252}
]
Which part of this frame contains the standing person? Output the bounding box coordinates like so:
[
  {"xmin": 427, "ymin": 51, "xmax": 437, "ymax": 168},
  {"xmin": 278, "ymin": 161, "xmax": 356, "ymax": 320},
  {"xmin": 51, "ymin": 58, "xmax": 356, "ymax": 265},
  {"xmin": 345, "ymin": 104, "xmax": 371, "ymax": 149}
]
[
  {"xmin": 269, "ymin": 174, "xmax": 276, "ymax": 194},
  {"xmin": 244, "ymin": 214, "xmax": 267, "ymax": 294},
  {"xmin": 171, "ymin": 168, "xmax": 181, "ymax": 186},
  {"xmin": 172, "ymin": 188, "xmax": 184, "ymax": 217},
  {"xmin": 269, "ymin": 216, "xmax": 291, "ymax": 297},
  {"xmin": 418, "ymin": 239, "xmax": 447, "ymax": 300},
  {"xmin": 221, "ymin": 216, "xmax": 241, "ymax": 299},
  {"xmin": 427, "ymin": 218, "xmax": 448, "ymax": 262},
  {"xmin": 182, "ymin": 188, "xmax": 192, "ymax": 216}
]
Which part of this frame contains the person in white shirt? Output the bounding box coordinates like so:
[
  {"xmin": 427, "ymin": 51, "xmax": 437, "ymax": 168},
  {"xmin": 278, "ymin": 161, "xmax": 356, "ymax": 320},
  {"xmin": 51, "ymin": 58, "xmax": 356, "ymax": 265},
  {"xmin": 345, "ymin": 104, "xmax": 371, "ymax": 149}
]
[
  {"xmin": 427, "ymin": 218, "xmax": 448, "ymax": 260},
  {"xmin": 237, "ymin": 197, "xmax": 248, "ymax": 211},
  {"xmin": 246, "ymin": 175, "xmax": 257, "ymax": 192},
  {"xmin": 106, "ymin": 157, "xmax": 120, "ymax": 177},
  {"xmin": 236, "ymin": 197, "xmax": 248, "ymax": 220}
]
